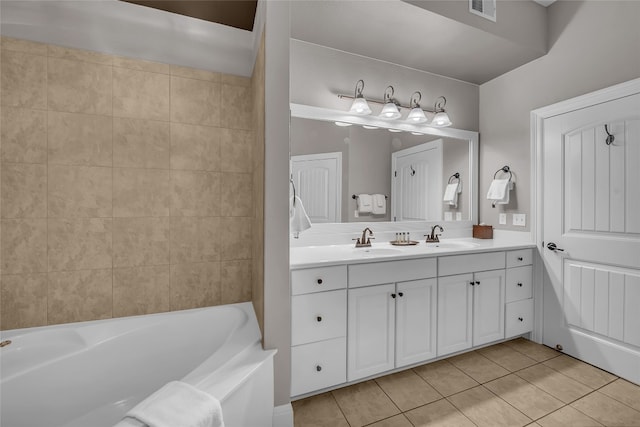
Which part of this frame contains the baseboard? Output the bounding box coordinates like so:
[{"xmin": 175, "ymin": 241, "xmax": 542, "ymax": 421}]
[{"xmin": 273, "ymin": 403, "xmax": 293, "ymax": 427}]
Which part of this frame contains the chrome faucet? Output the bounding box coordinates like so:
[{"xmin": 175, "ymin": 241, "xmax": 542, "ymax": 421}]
[
  {"xmin": 353, "ymin": 227, "xmax": 374, "ymax": 248},
  {"xmin": 425, "ymin": 225, "xmax": 444, "ymax": 243}
]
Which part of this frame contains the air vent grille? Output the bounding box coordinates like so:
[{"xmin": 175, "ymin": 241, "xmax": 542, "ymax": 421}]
[{"xmin": 470, "ymin": 0, "xmax": 496, "ymax": 21}]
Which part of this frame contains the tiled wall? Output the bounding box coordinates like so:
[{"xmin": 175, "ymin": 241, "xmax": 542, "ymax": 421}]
[{"xmin": 0, "ymin": 36, "xmax": 258, "ymax": 330}]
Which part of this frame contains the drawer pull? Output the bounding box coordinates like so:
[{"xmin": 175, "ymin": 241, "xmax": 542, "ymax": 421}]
[
  {"xmin": 517, "ymin": 282, "xmax": 523, "ymax": 287},
  {"xmin": 398, "ymin": 292, "xmax": 404, "ymax": 297},
  {"xmin": 317, "ymin": 278, "xmax": 323, "ymax": 285},
  {"xmin": 391, "ymin": 293, "xmax": 396, "ymax": 298},
  {"xmin": 470, "ymin": 281, "xmax": 475, "ymax": 286},
  {"xmin": 316, "ymin": 316, "xmax": 322, "ymax": 322},
  {"xmin": 517, "ymin": 257, "xmax": 524, "ymax": 261},
  {"xmin": 475, "ymin": 281, "xmax": 480, "ymax": 286},
  {"xmin": 316, "ymin": 365, "xmax": 322, "ymax": 372},
  {"xmin": 518, "ymin": 317, "xmax": 524, "ymax": 322}
]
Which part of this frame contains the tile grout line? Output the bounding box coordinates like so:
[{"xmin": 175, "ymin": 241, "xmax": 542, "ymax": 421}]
[{"xmin": 328, "ymin": 391, "xmax": 354, "ymax": 427}]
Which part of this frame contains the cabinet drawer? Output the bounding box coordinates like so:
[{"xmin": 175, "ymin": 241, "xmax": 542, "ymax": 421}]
[
  {"xmin": 438, "ymin": 251, "xmax": 505, "ymax": 277},
  {"xmin": 292, "ymin": 290, "xmax": 346, "ymax": 345},
  {"xmin": 505, "ymin": 299, "xmax": 534, "ymax": 338},
  {"xmin": 291, "ymin": 337, "xmax": 346, "ymax": 396},
  {"xmin": 348, "ymin": 258, "xmax": 437, "ymax": 288},
  {"xmin": 506, "ymin": 249, "xmax": 533, "ymax": 268},
  {"xmin": 292, "ymin": 265, "xmax": 347, "ymax": 295},
  {"xmin": 506, "ymin": 265, "xmax": 533, "ymax": 303}
]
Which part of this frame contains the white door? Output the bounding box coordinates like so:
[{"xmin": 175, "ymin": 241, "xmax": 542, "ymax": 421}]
[
  {"xmin": 542, "ymin": 92, "xmax": 640, "ymax": 384},
  {"xmin": 473, "ymin": 270, "xmax": 505, "ymax": 346},
  {"xmin": 347, "ymin": 284, "xmax": 395, "ymax": 381},
  {"xmin": 396, "ymin": 279, "xmax": 437, "ymax": 367},
  {"xmin": 391, "ymin": 140, "xmax": 443, "ymax": 222},
  {"xmin": 291, "ymin": 152, "xmax": 342, "ymax": 223},
  {"xmin": 437, "ymin": 273, "xmax": 473, "ymax": 357}
]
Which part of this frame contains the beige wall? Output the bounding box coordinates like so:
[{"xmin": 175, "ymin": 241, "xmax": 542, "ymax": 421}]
[
  {"xmin": 479, "ymin": 0, "xmax": 640, "ymax": 230},
  {"xmin": 0, "ymin": 36, "xmax": 259, "ymax": 330}
]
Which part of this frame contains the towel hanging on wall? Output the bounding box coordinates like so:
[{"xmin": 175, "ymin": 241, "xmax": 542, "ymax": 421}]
[
  {"xmin": 372, "ymin": 194, "xmax": 386, "ymax": 215},
  {"xmin": 356, "ymin": 194, "xmax": 373, "ymax": 214}
]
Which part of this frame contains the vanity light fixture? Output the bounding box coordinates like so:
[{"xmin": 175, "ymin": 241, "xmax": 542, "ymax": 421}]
[
  {"xmin": 406, "ymin": 92, "xmax": 428, "ymax": 124},
  {"xmin": 379, "ymin": 86, "xmax": 402, "ymax": 120},
  {"xmin": 348, "ymin": 79, "xmax": 372, "ymax": 115},
  {"xmin": 431, "ymin": 96, "xmax": 452, "ymax": 127}
]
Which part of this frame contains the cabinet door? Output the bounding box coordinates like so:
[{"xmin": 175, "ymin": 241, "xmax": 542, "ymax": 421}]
[
  {"xmin": 437, "ymin": 274, "xmax": 473, "ymax": 357},
  {"xmin": 473, "ymin": 269, "xmax": 506, "ymax": 346},
  {"xmin": 348, "ymin": 284, "xmax": 396, "ymax": 381},
  {"xmin": 396, "ymin": 279, "xmax": 437, "ymax": 367}
]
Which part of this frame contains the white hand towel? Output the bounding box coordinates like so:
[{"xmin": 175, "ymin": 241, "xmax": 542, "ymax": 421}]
[
  {"xmin": 443, "ymin": 183, "xmax": 460, "ymax": 207},
  {"xmin": 486, "ymin": 179, "xmax": 511, "ymax": 205},
  {"xmin": 290, "ymin": 196, "xmax": 311, "ymax": 235},
  {"xmin": 372, "ymin": 194, "xmax": 386, "ymax": 215},
  {"xmin": 124, "ymin": 381, "xmax": 224, "ymax": 427},
  {"xmin": 357, "ymin": 194, "xmax": 373, "ymax": 213}
]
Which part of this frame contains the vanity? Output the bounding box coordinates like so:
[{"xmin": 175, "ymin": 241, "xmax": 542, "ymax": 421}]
[{"xmin": 290, "ymin": 239, "xmax": 535, "ymax": 398}]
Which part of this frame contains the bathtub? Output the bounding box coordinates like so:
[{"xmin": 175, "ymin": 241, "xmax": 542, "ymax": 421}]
[{"xmin": 0, "ymin": 302, "xmax": 276, "ymax": 427}]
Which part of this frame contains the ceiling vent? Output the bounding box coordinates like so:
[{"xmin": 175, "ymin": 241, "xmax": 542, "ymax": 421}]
[{"xmin": 469, "ymin": 0, "xmax": 496, "ymax": 21}]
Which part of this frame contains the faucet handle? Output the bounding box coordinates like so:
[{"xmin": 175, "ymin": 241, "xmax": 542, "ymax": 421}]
[{"xmin": 352, "ymin": 238, "xmax": 361, "ymax": 244}]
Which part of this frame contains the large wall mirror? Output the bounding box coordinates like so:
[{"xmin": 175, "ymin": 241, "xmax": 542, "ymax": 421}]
[{"xmin": 290, "ymin": 104, "xmax": 479, "ymax": 225}]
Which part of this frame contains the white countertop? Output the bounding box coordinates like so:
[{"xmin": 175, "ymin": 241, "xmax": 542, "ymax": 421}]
[{"xmin": 290, "ymin": 237, "xmax": 536, "ymax": 269}]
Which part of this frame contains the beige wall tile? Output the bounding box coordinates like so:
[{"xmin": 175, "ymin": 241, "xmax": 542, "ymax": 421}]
[
  {"xmin": 1, "ymin": 50, "xmax": 47, "ymax": 109},
  {"xmin": 48, "ymin": 268, "xmax": 112, "ymax": 324},
  {"xmin": 1, "ymin": 37, "xmax": 47, "ymax": 55},
  {"xmin": 221, "ymin": 84, "xmax": 252, "ymax": 130},
  {"xmin": 113, "ymin": 67, "xmax": 170, "ymax": 121},
  {"xmin": 332, "ymin": 380, "xmax": 401, "ymax": 427},
  {"xmin": 220, "ymin": 129, "xmax": 253, "ymax": 173},
  {"xmin": 1, "ymin": 107, "xmax": 47, "ymax": 164},
  {"xmin": 113, "ymin": 217, "xmax": 170, "ymax": 267},
  {"xmin": 48, "ymin": 44, "xmax": 113, "ymax": 65},
  {"xmin": 170, "ymin": 170, "xmax": 220, "ymax": 217},
  {"xmin": 170, "ymin": 76, "xmax": 220, "ymax": 126},
  {"xmin": 48, "ymin": 165, "xmax": 112, "ymax": 218},
  {"xmin": 170, "ymin": 64, "xmax": 220, "ymax": 82},
  {"xmin": 292, "ymin": 393, "xmax": 350, "ymax": 427},
  {"xmin": 220, "ymin": 217, "xmax": 252, "ymax": 260},
  {"xmin": 221, "ymin": 260, "xmax": 251, "ymax": 304},
  {"xmin": 48, "ymin": 111, "xmax": 112, "ymax": 166},
  {"xmin": 220, "ymin": 172, "xmax": 252, "ymax": 217},
  {"xmin": 170, "ymin": 123, "xmax": 221, "ymax": 171},
  {"xmin": 170, "ymin": 262, "xmax": 220, "ymax": 310},
  {"xmin": 221, "ymin": 73, "xmax": 251, "ymax": 87},
  {"xmin": 170, "ymin": 216, "xmax": 220, "ymax": 264},
  {"xmin": 113, "ymin": 118, "xmax": 170, "ymax": 169},
  {"xmin": 375, "ymin": 369, "xmax": 442, "ymax": 412},
  {"xmin": 113, "ymin": 265, "xmax": 170, "ymax": 317},
  {"xmin": 1, "ymin": 219, "xmax": 47, "ymax": 274},
  {"xmin": 113, "ymin": 56, "xmax": 170, "ymax": 74},
  {"xmin": 47, "ymin": 57, "xmax": 112, "ymax": 115},
  {"xmin": 1, "ymin": 273, "xmax": 48, "ymax": 329},
  {"xmin": 1, "ymin": 163, "xmax": 47, "ymax": 218},
  {"xmin": 405, "ymin": 399, "xmax": 477, "ymax": 427},
  {"xmin": 48, "ymin": 218, "xmax": 112, "ymax": 272},
  {"xmin": 113, "ymin": 168, "xmax": 170, "ymax": 217}
]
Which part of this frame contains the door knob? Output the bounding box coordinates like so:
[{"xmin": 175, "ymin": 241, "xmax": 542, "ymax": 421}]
[
  {"xmin": 547, "ymin": 242, "xmax": 565, "ymax": 252},
  {"xmin": 317, "ymin": 278, "xmax": 323, "ymax": 284},
  {"xmin": 316, "ymin": 365, "xmax": 322, "ymax": 372},
  {"xmin": 398, "ymin": 292, "xmax": 404, "ymax": 297},
  {"xmin": 391, "ymin": 293, "xmax": 396, "ymax": 298}
]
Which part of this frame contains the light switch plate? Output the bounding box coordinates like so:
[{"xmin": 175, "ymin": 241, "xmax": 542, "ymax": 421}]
[
  {"xmin": 444, "ymin": 211, "xmax": 453, "ymax": 221},
  {"xmin": 499, "ymin": 213, "xmax": 507, "ymax": 225},
  {"xmin": 456, "ymin": 212, "xmax": 462, "ymax": 221},
  {"xmin": 513, "ymin": 213, "xmax": 526, "ymax": 227}
]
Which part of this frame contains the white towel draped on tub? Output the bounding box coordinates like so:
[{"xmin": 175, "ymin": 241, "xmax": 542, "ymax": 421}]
[
  {"xmin": 357, "ymin": 194, "xmax": 373, "ymax": 214},
  {"xmin": 486, "ymin": 179, "xmax": 512, "ymax": 206},
  {"xmin": 443, "ymin": 183, "xmax": 461, "ymax": 208},
  {"xmin": 117, "ymin": 381, "xmax": 224, "ymax": 427},
  {"xmin": 372, "ymin": 194, "xmax": 386, "ymax": 215}
]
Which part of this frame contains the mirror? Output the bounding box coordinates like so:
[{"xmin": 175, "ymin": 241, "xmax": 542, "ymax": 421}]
[{"xmin": 290, "ymin": 104, "xmax": 478, "ymax": 224}]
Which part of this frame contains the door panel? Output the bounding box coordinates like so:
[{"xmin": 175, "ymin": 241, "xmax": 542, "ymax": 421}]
[
  {"xmin": 437, "ymin": 274, "xmax": 473, "ymax": 357},
  {"xmin": 291, "ymin": 152, "xmax": 341, "ymax": 223},
  {"xmin": 396, "ymin": 279, "xmax": 437, "ymax": 367},
  {"xmin": 473, "ymin": 270, "xmax": 505, "ymax": 346}
]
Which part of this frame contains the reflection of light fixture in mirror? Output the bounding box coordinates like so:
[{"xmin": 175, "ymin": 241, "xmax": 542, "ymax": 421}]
[
  {"xmin": 362, "ymin": 125, "xmax": 379, "ymax": 130},
  {"xmin": 334, "ymin": 121, "xmax": 352, "ymax": 127},
  {"xmin": 388, "ymin": 128, "xmax": 402, "ymax": 133},
  {"xmin": 411, "ymin": 132, "xmax": 425, "ymax": 135},
  {"xmin": 406, "ymin": 92, "xmax": 428, "ymax": 123},
  {"xmin": 432, "ymin": 96, "xmax": 452, "ymax": 127},
  {"xmin": 379, "ymin": 86, "xmax": 401, "ymax": 119},
  {"xmin": 349, "ymin": 80, "xmax": 372, "ymax": 115}
]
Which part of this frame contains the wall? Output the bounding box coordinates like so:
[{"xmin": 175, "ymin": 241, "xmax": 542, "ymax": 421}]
[
  {"xmin": 0, "ymin": 36, "xmax": 257, "ymax": 330},
  {"xmin": 479, "ymin": 0, "xmax": 640, "ymax": 231}
]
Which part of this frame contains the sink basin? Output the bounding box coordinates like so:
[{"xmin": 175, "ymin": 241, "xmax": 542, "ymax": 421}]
[
  {"xmin": 425, "ymin": 241, "xmax": 480, "ymax": 249},
  {"xmin": 352, "ymin": 247, "xmax": 404, "ymax": 256}
]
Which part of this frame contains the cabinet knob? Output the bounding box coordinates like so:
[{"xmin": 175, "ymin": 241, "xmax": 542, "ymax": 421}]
[
  {"xmin": 398, "ymin": 292, "xmax": 404, "ymax": 297},
  {"xmin": 316, "ymin": 365, "xmax": 322, "ymax": 372},
  {"xmin": 391, "ymin": 293, "xmax": 396, "ymax": 299},
  {"xmin": 518, "ymin": 317, "xmax": 524, "ymax": 322},
  {"xmin": 475, "ymin": 281, "xmax": 480, "ymax": 286},
  {"xmin": 517, "ymin": 257, "xmax": 524, "ymax": 261},
  {"xmin": 316, "ymin": 316, "xmax": 322, "ymax": 322},
  {"xmin": 470, "ymin": 281, "xmax": 475, "ymax": 286},
  {"xmin": 517, "ymin": 282, "xmax": 523, "ymax": 287},
  {"xmin": 317, "ymin": 278, "xmax": 323, "ymax": 285}
]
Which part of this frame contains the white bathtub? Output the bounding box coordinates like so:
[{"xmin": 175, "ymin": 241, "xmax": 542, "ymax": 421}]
[{"xmin": 0, "ymin": 302, "xmax": 276, "ymax": 427}]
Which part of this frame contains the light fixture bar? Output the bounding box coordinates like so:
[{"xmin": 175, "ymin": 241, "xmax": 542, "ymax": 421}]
[{"xmin": 337, "ymin": 93, "xmax": 440, "ymax": 113}]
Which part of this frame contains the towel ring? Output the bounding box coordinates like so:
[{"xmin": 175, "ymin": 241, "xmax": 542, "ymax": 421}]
[
  {"xmin": 448, "ymin": 172, "xmax": 460, "ymax": 184},
  {"xmin": 493, "ymin": 166, "xmax": 513, "ymax": 181},
  {"xmin": 352, "ymin": 194, "xmax": 388, "ymax": 199},
  {"xmin": 290, "ymin": 179, "xmax": 296, "ymax": 206}
]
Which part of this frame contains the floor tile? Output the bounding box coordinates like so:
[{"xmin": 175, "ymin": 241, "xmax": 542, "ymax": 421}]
[
  {"xmin": 542, "ymin": 355, "xmax": 617, "ymax": 389},
  {"xmin": 571, "ymin": 391, "xmax": 640, "ymax": 426},
  {"xmin": 448, "ymin": 351, "xmax": 510, "ymax": 383},
  {"xmin": 375, "ymin": 370, "xmax": 442, "ymax": 412},
  {"xmin": 365, "ymin": 414, "xmax": 413, "ymax": 427},
  {"xmin": 504, "ymin": 338, "xmax": 560, "ymax": 362},
  {"xmin": 332, "ymin": 380, "xmax": 401, "ymax": 427},
  {"xmin": 448, "ymin": 386, "xmax": 532, "ymax": 427},
  {"xmin": 404, "ymin": 399, "xmax": 476, "ymax": 427},
  {"xmin": 599, "ymin": 378, "xmax": 640, "ymax": 412},
  {"xmin": 516, "ymin": 363, "xmax": 592, "ymax": 404},
  {"xmin": 478, "ymin": 343, "xmax": 538, "ymax": 372},
  {"xmin": 484, "ymin": 374, "xmax": 564, "ymax": 420},
  {"xmin": 537, "ymin": 406, "xmax": 603, "ymax": 427},
  {"xmin": 413, "ymin": 360, "xmax": 479, "ymax": 396},
  {"xmin": 292, "ymin": 392, "xmax": 349, "ymax": 427}
]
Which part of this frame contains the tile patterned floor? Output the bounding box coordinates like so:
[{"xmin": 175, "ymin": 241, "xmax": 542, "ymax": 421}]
[{"xmin": 292, "ymin": 338, "xmax": 640, "ymax": 427}]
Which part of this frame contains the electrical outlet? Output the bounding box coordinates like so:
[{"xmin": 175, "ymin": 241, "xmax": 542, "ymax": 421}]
[
  {"xmin": 513, "ymin": 213, "xmax": 526, "ymax": 227},
  {"xmin": 456, "ymin": 212, "xmax": 462, "ymax": 221},
  {"xmin": 499, "ymin": 213, "xmax": 507, "ymax": 225},
  {"xmin": 444, "ymin": 212, "xmax": 453, "ymax": 221}
]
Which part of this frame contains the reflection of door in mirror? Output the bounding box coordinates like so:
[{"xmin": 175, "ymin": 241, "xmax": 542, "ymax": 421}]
[
  {"xmin": 391, "ymin": 140, "xmax": 443, "ymax": 221},
  {"xmin": 291, "ymin": 152, "xmax": 342, "ymax": 223}
]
